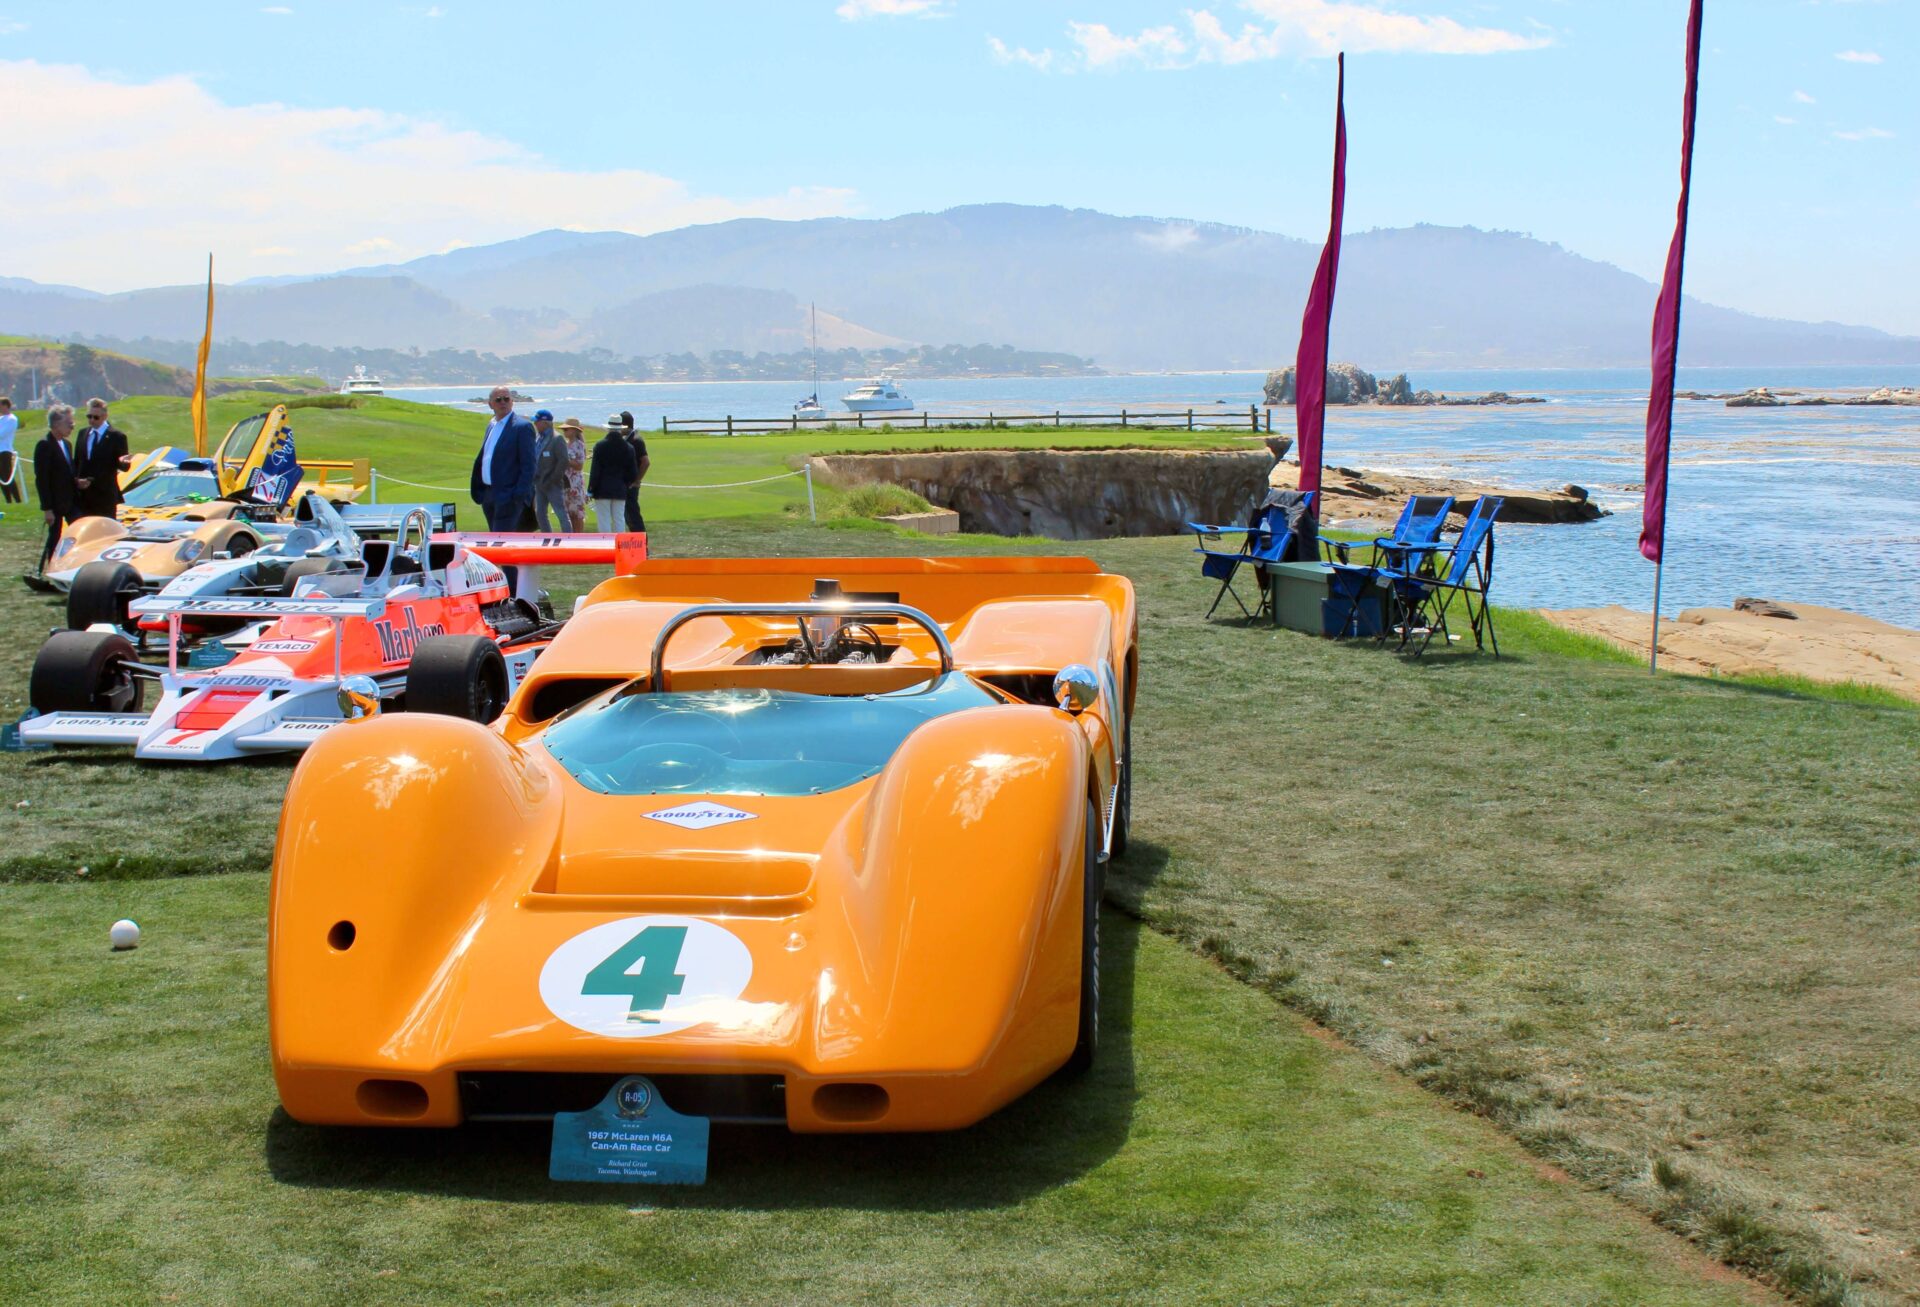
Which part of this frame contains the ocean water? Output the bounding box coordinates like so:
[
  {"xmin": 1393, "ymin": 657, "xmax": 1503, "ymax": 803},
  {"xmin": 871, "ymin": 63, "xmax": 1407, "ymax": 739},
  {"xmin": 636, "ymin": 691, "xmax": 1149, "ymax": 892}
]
[{"xmin": 390, "ymin": 366, "xmax": 1920, "ymax": 628}]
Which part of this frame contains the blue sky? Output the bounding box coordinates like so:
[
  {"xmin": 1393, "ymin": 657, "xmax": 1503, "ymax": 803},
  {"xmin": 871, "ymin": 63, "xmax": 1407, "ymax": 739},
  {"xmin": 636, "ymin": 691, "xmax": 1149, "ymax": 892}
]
[{"xmin": 0, "ymin": 1, "xmax": 1913, "ymax": 333}]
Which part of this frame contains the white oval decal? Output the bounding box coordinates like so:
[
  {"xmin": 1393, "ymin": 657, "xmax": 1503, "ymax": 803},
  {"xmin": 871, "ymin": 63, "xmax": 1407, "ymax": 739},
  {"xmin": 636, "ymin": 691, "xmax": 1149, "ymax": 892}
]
[{"xmin": 539, "ymin": 916, "xmax": 752, "ymax": 1039}]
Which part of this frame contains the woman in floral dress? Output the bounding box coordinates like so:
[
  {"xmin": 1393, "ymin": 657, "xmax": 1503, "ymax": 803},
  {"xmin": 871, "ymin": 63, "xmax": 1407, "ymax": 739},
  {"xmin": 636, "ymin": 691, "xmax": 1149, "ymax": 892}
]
[{"xmin": 560, "ymin": 417, "xmax": 589, "ymax": 531}]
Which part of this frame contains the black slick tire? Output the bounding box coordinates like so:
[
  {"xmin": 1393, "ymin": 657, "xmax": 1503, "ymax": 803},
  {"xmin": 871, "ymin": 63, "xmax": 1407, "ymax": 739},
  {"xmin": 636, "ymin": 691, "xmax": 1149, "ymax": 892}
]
[
  {"xmin": 30, "ymin": 630, "xmax": 142, "ymax": 713},
  {"xmin": 405, "ymin": 634, "xmax": 508, "ymax": 723},
  {"xmin": 66, "ymin": 561, "xmax": 143, "ymax": 634},
  {"xmin": 1063, "ymin": 799, "xmax": 1102, "ymax": 1076}
]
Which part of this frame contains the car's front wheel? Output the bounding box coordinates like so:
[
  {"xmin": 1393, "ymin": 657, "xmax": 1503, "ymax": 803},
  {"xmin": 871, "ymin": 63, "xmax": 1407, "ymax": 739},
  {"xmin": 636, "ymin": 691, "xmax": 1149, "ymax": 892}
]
[
  {"xmin": 30, "ymin": 630, "xmax": 142, "ymax": 714},
  {"xmin": 66, "ymin": 561, "xmax": 143, "ymax": 634},
  {"xmin": 1064, "ymin": 799, "xmax": 1102, "ymax": 1075},
  {"xmin": 405, "ymin": 634, "xmax": 508, "ymax": 723}
]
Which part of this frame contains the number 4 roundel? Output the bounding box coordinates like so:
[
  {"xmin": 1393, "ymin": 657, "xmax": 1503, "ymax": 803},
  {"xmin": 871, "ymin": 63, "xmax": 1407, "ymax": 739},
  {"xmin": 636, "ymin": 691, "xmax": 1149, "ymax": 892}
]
[{"xmin": 539, "ymin": 916, "xmax": 754, "ymax": 1038}]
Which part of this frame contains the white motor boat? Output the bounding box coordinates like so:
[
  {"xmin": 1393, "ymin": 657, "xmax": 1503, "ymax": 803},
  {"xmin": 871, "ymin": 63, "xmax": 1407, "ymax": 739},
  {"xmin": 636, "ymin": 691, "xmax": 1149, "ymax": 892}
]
[
  {"xmin": 842, "ymin": 374, "xmax": 913, "ymax": 413},
  {"xmin": 338, "ymin": 365, "xmax": 385, "ymax": 397}
]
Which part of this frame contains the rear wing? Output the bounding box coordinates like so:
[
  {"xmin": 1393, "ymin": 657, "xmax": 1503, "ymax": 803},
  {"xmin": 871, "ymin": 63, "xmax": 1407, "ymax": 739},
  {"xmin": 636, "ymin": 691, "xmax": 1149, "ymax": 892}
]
[
  {"xmin": 444, "ymin": 532, "xmax": 648, "ymax": 574},
  {"xmin": 335, "ymin": 501, "xmax": 458, "ymax": 536},
  {"xmin": 130, "ymin": 594, "xmax": 386, "ymax": 620}
]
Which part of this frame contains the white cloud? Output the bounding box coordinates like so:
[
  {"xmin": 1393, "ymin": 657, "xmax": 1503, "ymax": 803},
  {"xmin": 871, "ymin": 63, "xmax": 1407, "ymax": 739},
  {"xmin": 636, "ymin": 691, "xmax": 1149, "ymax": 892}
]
[
  {"xmin": 1774, "ymin": 115, "xmax": 1796, "ymax": 124},
  {"xmin": 836, "ymin": 0, "xmax": 947, "ymax": 18},
  {"xmin": 423, "ymin": 5, "xmax": 446, "ymax": 17},
  {"xmin": 1793, "ymin": 89, "xmax": 1815, "ymax": 103},
  {"xmin": 0, "ymin": 59, "xmax": 858, "ymax": 292},
  {"xmin": 1071, "ymin": 20, "xmax": 1191, "ymax": 68},
  {"xmin": 344, "ymin": 236, "xmax": 398, "ymax": 255},
  {"xmin": 987, "ymin": 36, "xmax": 1055, "ymax": 71},
  {"xmin": 0, "ymin": 18, "xmax": 29, "ymax": 34},
  {"xmin": 1832, "ymin": 126, "xmax": 1893, "ymax": 140},
  {"xmin": 1012, "ymin": 1, "xmax": 1546, "ymax": 72},
  {"xmin": 260, "ymin": 6, "xmax": 292, "ymax": 14},
  {"xmin": 1834, "ymin": 49, "xmax": 1882, "ymax": 63}
]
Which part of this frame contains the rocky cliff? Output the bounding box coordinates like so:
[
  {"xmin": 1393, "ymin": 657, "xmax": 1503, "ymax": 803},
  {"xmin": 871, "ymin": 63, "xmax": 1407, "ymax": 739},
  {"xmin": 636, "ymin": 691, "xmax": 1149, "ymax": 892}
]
[{"xmin": 812, "ymin": 449, "xmax": 1273, "ymax": 540}]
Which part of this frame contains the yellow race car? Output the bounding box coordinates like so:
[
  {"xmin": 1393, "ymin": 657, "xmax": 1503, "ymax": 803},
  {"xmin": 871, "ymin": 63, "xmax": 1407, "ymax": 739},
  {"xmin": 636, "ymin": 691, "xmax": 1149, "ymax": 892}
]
[
  {"xmin": 270, "ymin": 555, "xmax": 1136, "ymax": 1137},
  {"xmin": 114, "ymin": 405, "xmax": 368, "ymax": 526}
]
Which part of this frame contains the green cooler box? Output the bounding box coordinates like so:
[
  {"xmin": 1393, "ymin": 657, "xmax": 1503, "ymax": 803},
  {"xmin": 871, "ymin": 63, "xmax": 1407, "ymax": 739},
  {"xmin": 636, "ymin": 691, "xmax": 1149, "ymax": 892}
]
[{"xmin": 1265, "ymin": 561, "xmax": 1386, "ymax": 636}]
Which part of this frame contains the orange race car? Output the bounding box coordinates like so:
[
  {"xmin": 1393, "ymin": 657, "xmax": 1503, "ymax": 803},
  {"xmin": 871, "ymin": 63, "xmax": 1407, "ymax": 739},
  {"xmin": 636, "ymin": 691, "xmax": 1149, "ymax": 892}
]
[{"xmin": 269, "ymin": 556, "xmax": 1137, "ymax": 1138}]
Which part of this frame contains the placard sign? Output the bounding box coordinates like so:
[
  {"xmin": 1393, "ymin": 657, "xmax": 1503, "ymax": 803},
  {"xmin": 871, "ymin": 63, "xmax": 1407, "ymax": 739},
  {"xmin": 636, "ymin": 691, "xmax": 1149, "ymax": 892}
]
[{"xmin": 549, "ymin": 1075, "xmax": 708, "ymax": 1185}]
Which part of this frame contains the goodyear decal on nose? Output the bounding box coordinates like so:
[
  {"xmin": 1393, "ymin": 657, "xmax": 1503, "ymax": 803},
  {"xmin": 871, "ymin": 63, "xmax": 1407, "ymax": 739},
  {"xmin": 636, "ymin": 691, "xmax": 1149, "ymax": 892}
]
[
  {"xmin": 644, "ymin": 803, "xmax": 757, "ymax": 830},
  {"xmin": 372, "ymin": 609, "xmax": 448, "ymax": 664}
]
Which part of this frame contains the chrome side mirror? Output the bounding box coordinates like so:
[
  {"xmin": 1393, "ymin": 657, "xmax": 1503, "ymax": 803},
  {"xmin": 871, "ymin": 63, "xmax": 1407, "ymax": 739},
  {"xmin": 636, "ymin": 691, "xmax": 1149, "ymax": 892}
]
[
  {"xmin": 1053, "ymin": 664, "xmax": 1100, "ymax": 715},
  {"xmin": 337, "ymin": 675, "xmax": 382, "ymax": 721}
]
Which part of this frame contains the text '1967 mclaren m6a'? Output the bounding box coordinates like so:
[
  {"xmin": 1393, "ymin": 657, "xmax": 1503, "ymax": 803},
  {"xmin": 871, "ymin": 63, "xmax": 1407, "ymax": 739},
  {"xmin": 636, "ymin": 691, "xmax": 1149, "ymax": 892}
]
[{"xmin": 269, "ymin": 556, "xmax": 1136, "ymax": 1139}]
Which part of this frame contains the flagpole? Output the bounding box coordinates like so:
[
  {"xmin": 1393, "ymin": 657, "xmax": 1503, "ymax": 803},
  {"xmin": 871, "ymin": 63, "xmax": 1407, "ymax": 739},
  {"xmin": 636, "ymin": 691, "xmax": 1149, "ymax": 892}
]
[{"xmin": 1649, "ymin": 561, "xmax": 1663, "ymax": 674}]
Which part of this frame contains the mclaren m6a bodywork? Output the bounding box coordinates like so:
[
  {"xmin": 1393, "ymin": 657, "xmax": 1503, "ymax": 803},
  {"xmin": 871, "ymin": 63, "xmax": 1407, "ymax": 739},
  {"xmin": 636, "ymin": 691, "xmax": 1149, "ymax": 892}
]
[{"xmin": 269, "ymin": 556, "xmax": 1136, "ymax": 1133}]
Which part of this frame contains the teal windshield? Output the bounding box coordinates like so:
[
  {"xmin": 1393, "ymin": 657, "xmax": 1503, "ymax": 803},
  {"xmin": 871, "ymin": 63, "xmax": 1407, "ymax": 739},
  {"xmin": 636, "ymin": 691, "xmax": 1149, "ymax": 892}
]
[
  {"xmin": 123, "ymin": 471, "xmax": 219, "ymax": 507},
  {"xmin": 543, "ymin": 673, "xmax": 997, "ymax": 797}
]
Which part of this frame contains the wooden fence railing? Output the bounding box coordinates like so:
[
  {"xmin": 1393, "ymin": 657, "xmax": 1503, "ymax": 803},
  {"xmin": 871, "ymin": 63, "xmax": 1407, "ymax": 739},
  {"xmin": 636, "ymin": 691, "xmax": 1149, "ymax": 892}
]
[{"xmin": 659, "ymin": 406, "xmax": 1274, "ymax": 435}]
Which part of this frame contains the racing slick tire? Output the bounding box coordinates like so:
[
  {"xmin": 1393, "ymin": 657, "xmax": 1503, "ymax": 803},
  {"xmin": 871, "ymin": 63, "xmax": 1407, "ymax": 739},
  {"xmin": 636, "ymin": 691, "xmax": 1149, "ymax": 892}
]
[
  {"xmin": 30, "ymin": 630, "xmax": 143, "ymax": 714},
  {"xmin": 406, "ymin": 635, "xmax": 509, "ymax": 724},
  {"xmin": 66, "ymin": 561, "xmax": 143, "ymax": 634},
  {"xmin": 1063, "ymin": 799, "xmax": 1103, "ymax": 1076},
  {"xmin": 1110, "ymin": 700, "xmax": 1133, "ymax": 859},
  {"xmin": 278, "ymin": 558, "xmax": 337, "ymax": 596}
]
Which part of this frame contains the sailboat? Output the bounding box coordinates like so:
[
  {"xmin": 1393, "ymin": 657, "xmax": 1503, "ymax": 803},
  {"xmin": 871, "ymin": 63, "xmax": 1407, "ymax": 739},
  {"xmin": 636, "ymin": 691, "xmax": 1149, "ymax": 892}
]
[{"xmin": 794, "ymin": 303, "xmax": 829, "ymax": 421}]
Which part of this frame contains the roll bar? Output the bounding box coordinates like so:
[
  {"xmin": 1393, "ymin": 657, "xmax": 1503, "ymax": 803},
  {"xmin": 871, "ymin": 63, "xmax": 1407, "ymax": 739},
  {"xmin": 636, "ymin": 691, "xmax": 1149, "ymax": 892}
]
[{"xmin": 647, "ymin": 602, "xmax": 955, "ymax": 690}]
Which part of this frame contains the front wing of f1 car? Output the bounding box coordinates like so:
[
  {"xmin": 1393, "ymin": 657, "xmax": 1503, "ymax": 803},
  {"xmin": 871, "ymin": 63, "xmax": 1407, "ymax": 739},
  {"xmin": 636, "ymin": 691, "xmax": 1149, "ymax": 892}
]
[{"xmin": 269, "ymin": 556, "xmax": 1136, "ymax": 1133}]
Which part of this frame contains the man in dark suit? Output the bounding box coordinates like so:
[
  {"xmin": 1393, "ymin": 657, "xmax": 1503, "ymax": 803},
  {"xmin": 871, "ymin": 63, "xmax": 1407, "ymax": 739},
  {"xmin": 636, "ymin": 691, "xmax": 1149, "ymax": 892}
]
[
  {"xmin": 469, "ymin": 386, "xmax": 536, "ymax": 531},
  {"xmin": 617, "ymin": 410, "xmax": 649, "ymax": 533},
  {"xmin": 34, "ymin": 403, "xmax": 81, "ymax": 572},
  {"xmin": 74, "ymin": 397, "xmax": 130, "ymax": 520}
]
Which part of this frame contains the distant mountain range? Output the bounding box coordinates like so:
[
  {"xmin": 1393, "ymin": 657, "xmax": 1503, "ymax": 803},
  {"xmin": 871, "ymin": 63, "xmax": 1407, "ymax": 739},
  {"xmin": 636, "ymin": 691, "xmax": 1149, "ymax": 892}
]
[{"xmin": 4, "ymin": 204, "xmax": 1917, "ymax": 371}]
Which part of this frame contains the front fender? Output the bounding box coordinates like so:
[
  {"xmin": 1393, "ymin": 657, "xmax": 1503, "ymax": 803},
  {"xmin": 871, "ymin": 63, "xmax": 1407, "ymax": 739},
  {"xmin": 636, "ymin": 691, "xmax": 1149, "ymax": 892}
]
[
  {"xmin": 268, "ymin": 715, "xmax": 560, "ymax": 1087},
  {"xmin": 814, "ymin": 705, "xmax": 1089, "ymax": 1096}
]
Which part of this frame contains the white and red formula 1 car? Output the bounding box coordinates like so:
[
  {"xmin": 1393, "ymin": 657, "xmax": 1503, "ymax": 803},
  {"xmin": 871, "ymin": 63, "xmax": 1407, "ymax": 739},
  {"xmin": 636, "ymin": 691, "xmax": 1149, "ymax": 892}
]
[{"xmin": 21, "ymin": 527, "xmax": 647, "ymax": 762}]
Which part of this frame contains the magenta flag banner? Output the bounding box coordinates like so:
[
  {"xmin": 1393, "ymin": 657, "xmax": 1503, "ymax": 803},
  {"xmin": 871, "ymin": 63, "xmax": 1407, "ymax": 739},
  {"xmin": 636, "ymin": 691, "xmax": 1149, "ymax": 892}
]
[
  {"xmin": 1641, "ymin": 0, "xmax": 1704, "ymax": 564},
  {"xmin": 1295, "ymin": 52, "xmax": 1347, "ymax": 497}
]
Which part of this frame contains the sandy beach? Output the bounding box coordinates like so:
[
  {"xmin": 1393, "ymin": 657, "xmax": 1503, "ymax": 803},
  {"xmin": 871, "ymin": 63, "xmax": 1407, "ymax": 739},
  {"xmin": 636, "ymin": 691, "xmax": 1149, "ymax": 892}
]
[{"xmin": 1541, "ymin": 600, "xmax": 1920, "ymax": 701}]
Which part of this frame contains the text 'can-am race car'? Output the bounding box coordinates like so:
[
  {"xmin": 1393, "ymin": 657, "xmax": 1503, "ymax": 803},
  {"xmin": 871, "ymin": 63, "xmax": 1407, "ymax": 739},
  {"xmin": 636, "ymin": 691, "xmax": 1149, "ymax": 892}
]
[
  {"xmin": 269, "ymin": 555, "xmax": 1136, "ymax": 1136},
  {"xmin": 21, "ymin": 522, "xmax": 648, "ymax": 761}
]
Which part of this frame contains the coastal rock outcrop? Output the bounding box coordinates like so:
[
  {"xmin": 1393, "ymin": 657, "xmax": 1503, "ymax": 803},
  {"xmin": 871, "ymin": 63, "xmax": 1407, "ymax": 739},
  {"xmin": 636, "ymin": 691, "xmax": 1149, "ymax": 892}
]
[
  {"xmin": 1263, "ymin": 363, "xmax": 1544, "ymax": 407},
  {"xmin": 1271, "ymin": 460, "xmax": 1605, "ymax": 525}
]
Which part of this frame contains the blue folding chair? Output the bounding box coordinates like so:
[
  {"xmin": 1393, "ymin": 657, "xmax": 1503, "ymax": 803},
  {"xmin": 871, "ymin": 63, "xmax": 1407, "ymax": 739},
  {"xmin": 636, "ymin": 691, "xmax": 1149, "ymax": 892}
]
[
  {"xmin": 1320, "ymin": 494, "xmax": 1455, "ymax": 566},
  {"xmin": 1319, "ymin": 495, "xmax": 1454, "ymax": 638},
  {"xmin": 1190, "ymin": 491, "xmax": 1317, "ymax": 621},
  {"xmin": 1376, "ymin": 495, "xmax": 1503, "ymax": 655}
]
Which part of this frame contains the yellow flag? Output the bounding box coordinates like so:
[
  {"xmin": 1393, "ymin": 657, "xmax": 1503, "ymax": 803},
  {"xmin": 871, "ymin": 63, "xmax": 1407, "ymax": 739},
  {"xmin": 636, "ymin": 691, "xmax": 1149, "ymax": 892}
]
[{"xmin": 190, "ymin": 254, "xmax": 215, "ymax": 456}]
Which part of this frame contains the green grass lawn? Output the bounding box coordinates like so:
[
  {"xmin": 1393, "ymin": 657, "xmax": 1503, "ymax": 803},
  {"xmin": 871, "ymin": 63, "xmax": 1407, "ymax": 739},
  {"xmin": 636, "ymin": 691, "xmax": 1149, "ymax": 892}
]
[
  {"xmin": 1, "ymin": 400, "xmax": 1912, "ymax": 1302},
  {"xmin": 7, "ymin": 392, "xmax": 1262, "ymax": 523},
  {"xmin": 1, "ymin": 880, "xmax": 1757, "ymax": 1306}
]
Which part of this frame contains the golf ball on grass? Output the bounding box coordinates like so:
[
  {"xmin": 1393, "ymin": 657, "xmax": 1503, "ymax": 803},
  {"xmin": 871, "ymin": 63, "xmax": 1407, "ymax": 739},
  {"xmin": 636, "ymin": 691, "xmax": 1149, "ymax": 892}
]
[{"xmin": 109, "ymin": 919, "xmax": 140, "ymax": 951}]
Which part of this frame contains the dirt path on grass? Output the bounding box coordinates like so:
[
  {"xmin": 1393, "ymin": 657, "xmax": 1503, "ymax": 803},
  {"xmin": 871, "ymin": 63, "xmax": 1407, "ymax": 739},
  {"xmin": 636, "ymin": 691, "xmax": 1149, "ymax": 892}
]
[{"xmin": 1540, "ymin": 601, "xmax": 1920, "ymax": 702}]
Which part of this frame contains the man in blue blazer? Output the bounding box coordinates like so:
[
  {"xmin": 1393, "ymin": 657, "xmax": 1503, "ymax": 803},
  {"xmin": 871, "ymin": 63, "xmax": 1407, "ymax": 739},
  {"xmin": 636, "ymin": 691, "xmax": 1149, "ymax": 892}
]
[{"xmin": 470, "ymin": 386, "xmax": 537, "ymax": 530}]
